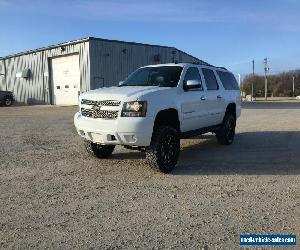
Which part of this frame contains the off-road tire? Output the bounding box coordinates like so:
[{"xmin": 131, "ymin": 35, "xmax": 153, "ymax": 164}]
[
  {"xmin": 4, "ymin": 96, "xmax": 13, "ymax": 107},
  {"xmin": 85, "ymin": 141, "xmax": 115, "ymax": 158},
  {"xmin": 146, "ymin": 126, "xmax": 180, "ymax": 173},
  {"xmin": 216, "ymin": 113, "xmax": 236, "ymax": 145}
]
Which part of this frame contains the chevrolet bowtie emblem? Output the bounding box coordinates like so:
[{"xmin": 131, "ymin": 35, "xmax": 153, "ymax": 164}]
[{"xmin": 92, "ymin": 104, "xmax": 102, "ymax": 115}]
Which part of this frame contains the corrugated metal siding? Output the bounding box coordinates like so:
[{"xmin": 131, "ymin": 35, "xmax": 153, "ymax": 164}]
[
  {"xmin": 1, "ymin": 37, "xmax": 202, "ymax": 104},
  {"xmin": 2, "ymin": 41, "xmax": 90, "ymax": 104},
  {"xmin": 178, "ymin": 51, "xmax": 200, "ymax": 63},
  {"xmin": 0, "ymin": 60, "xmax": 6, "ymax": 91},
  {"xmin": 89, "ymin": 40, "xmax": 201, "ymax": 88}
]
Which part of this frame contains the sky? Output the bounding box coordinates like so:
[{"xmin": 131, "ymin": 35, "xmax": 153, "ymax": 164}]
[{"xmin": 0, "ymin": 0, "xmax": 300, "ymax": 76}]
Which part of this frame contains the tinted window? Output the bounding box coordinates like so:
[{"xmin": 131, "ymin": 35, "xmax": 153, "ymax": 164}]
[
  {"xmin": 202, "ymin": 68, "xmax": 219, "ymax": 90},
  {"xmin": 183, "ymin": 67, "xmax": 203, "ymax": 90},
  {"xmin": 217, "ymin": 71, "xmax": 239, "ymax": 90},
  {"xmin": 184, "ymin": 67, "xmax": 201, "ymax": 82},
  {"xmin": 123, "ymin": 66, "xmax": 182, "ymax": 87}
]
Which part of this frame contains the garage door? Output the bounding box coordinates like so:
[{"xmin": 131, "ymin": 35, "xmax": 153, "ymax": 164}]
[{"xmin": 51, "ymin": 54, "xmax": 80, "ymax": 105}]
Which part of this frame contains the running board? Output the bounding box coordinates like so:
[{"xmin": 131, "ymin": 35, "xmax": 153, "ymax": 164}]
[{"xmin": 181, "ymin": 124, "xmax": 221, "ymax": 139}]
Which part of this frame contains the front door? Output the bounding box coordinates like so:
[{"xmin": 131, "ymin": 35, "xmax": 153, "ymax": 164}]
[{"xmin": 180, "ymin": 67, "xmax": 209, "ymax": 132}]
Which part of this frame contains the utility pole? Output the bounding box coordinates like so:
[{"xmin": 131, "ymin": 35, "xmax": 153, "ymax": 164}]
[
  {"xmin": 251, "ymin": 60, "xmax": 254, "ymax": 101},
  {"xmin": 292, "ymin": 76, "xmax": 295, "ymax": 97},
  {"xmin": 264, "ymin": 58, "xmax": 269, "ymax": 101}
]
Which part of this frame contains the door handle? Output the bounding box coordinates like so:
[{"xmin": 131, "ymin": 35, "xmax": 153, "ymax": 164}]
[
  {"xmin": 200, "ymin": 95, "xmax": 206, "ymax": 101},
  {"xmin": 217, "ymin": 95, "xmax": 223, "ymax": 99}
]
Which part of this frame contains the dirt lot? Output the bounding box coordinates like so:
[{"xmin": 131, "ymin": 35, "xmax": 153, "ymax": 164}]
[{"xmin": 0, "ymin": 102, "xmax": 299, "ymax": 249}]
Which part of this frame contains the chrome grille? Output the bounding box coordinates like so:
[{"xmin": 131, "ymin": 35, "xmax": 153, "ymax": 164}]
[
  {"xmin": 80, "ymin": 99, "xmax": 121, "ymax": 119},
  {"xmin": 81, "ymin": 108, "xmax": 118, "ymax": 119},
  {"xmin": 81, "ymin": 99, "xmax": 121, "ymax": 106}
]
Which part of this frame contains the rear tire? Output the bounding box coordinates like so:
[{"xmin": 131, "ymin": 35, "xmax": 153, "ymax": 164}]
[
  {"xmin": 85, "ymin": 141, "xmax": 115, "ymax": 158},
  {"xmin": 146, "ymin": 126, "xmax": 180, "ymax": 173},
  {"xmin": 216, "ymin": 113, "xmax": 236, "ymax": 145},
  {"xmin": 4, "ymin": 96, "xmax": 13, "ymax": 107}
]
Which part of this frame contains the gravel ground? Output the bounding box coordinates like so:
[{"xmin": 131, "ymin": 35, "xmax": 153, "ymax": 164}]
[{"xmin": 0, "ymin": 102, "xmax": 299, "ymax": 249}]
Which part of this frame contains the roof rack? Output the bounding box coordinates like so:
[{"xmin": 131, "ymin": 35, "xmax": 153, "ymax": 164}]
[
  {"xmin": 174, "ymin": 61, "xmax": 213, "ymax": 66},
  {"xmin": 176, "ymin": 62, "xmax": 227, "ymax": 70},
  {"xmin": 216, "ymin": 66, "xmax": 228, "ymax": 70}
]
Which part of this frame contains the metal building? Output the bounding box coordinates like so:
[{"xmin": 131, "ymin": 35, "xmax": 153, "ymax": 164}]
[{"xmin": 0, "ymin": 37, "xmax": 206, "ymax": 105}]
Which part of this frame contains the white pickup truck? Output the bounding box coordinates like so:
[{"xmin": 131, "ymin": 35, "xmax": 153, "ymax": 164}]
[{"xmin": 74, "ymin": 63, "xmax": 241, "ymax": 173}]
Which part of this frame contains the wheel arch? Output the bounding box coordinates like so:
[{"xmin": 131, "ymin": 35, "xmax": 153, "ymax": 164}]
[
  {"xmin": 4, "ymin": 95, "xmax": 13, "ymax": 99},
  {"xmin": 153, "ymin": 108, "xmax": 180, "ymax": 133},
  {"xmin": 225, "ymin": 102, "xmax": 236, "ymax": 119}
]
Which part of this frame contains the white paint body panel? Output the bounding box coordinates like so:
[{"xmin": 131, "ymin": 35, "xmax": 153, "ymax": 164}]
[
  {"xmin": 52, "ymin": 54, "xmax": 80, "ymax": 105},
  {"xmin": 74, "ymin": 63, "xmax": 241, "ymax": 147}
]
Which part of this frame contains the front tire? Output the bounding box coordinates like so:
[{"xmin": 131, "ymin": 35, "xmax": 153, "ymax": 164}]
[
  {"xmin": 85, "ymin": 141, "xmax": 115, "ymax": 158},
  {"xmin": 146, "ymin": 126, "xmax": 180, "ymax": 173},
  {"xmin": 216, "ymin": 113, "xmax": 236, "ymax": 145}
]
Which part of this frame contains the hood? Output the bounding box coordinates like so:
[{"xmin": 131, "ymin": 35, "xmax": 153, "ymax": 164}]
[{"xmin": 81, "ymin": 86, "xmax": 167, "ymax": 101}]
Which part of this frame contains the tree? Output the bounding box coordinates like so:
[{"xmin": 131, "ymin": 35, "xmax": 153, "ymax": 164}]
[{"xmin": 241, "ymin": 69, "xmax": 300, "ymax": 97}]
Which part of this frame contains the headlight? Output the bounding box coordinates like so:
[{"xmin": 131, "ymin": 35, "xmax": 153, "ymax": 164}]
[{"xmin": 121, "ymin": 101, "xmax": 147, "ymax": 117}]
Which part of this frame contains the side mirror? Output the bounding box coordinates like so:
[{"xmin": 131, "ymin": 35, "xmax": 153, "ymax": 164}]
[
  {"xmin": 185, "ymin": 79, "xmax": 202, "ymax": 91},
  {"xmin": 118, "ymin": 81, "xmax": 124, "ymax": 86}
]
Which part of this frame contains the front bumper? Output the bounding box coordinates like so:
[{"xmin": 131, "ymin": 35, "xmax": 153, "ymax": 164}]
[{"xmin": 74, "ymin": 112, "xmax": 154, "ymax": 147}]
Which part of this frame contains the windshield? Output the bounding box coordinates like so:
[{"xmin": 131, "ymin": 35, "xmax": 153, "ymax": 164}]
[{"xmin": 122, "ymin": 66, "xmax": 183, "ymax": 87}]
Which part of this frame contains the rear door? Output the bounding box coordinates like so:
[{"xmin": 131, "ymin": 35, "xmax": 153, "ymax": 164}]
[
  {"xmin": 180, "ymin": 67, "xmax": 210, "ymax": 132},
  {"xmin": 201, "ymin": 67, "xmax": 225, "ymax": 125}
]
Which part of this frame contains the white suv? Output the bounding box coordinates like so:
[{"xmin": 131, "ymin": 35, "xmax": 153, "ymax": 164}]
[{"xmin": 74, "ymin": 63, "xmax": 241, "ymax": 173}]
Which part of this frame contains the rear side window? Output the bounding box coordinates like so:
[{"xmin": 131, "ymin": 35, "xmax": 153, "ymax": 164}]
[
  {"xmin": 202, "ymin": 68, "xmax": 219, "ymax": 90},
  {"xmin": 217, "ymin": 71, "xmax": 239, "ymax": 90}
]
